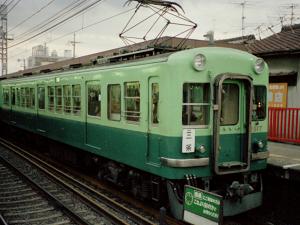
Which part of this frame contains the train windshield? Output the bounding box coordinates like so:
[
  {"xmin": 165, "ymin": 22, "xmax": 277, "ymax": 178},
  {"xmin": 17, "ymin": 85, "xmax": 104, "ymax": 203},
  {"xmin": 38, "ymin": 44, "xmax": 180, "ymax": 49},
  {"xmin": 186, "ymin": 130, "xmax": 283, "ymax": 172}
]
[{"xmin": 182, "ymin": 83, "xmax": 210, "ymax": 127}]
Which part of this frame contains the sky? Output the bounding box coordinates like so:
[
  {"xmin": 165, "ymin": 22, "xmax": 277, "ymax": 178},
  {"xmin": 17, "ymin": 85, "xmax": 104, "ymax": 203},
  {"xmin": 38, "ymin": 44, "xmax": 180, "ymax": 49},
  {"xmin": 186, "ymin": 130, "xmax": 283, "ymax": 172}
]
[{"xmin": 4, "ymin": 0, "xmax": 300, "ymax": 73}]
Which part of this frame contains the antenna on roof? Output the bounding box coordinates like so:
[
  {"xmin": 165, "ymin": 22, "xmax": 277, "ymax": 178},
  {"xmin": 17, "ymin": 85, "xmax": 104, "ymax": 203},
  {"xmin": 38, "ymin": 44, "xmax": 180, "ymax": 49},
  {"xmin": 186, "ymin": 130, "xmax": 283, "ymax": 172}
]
[
  {"xmin": 255, "ymin": 24, "xmax": 263, "ymax": 40},
  {"xmin": 231, "ymin": 1, "xmax": 255, "ymax": 42},
  {"xmin": 288, "ymin": 3, "xmax": 298, "ymax": 25},
  {"xmin": 268, "ymin": 25, "xmax": 280, "ymax": 39}
]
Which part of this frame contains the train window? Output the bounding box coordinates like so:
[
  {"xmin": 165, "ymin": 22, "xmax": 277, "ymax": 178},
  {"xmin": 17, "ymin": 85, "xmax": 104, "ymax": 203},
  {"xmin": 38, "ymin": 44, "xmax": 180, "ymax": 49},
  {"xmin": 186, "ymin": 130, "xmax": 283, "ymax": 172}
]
[
  {"xmin": 3, "ymin": 88, "xmax": 9, "ymax": 106},
  {"xmin": 220, "ymin": 84, "xmax": 239, "ymax": 125},
  {"xmin": 20, "ymin": 88, "xmax": 26, "ymax": 107},
  {"xmin": 182, "ymin": 83, "xmax": 210, "ymax": 127},
  {"xmin": 108, "ymin": 84, "xmax": 121, "ymax": 121},
  {"xmin": 88, "ymin": 83, "xmax": 101, "ymax": 117},
  {"xmin": 253, "ymin": 86, "xmax": 266, "ymax": 120},
  {"xmin": 11, "ymin": 88, "xmax": 16, "ymax": 106},
  {"xmin": 16, "ymin": 88, "xmax": 20, "ymax": 106},
  {"xmin": 48, "ymin": 86, "xmax": 55, "ymax": 112},
  {"xmin": 124, "ymin": 82, "xmax": 140, "ymax": 122},
  {"xmin": 72, "ymin": 85, "xmax": 81, "ymax": 115},
  {"xmin": 38, "ymin": 87, "xmax": 45, "ymax": 110},
  {"xmin": 55, "ymin": 86, "xmax": 62, "ymax": 113},
  {"xmin": 29, "ymin": 88, "xmax": 35, "ymax": 109},
  {"xmin": 63, "ymin": 85, "xmax": 72, "ymax": 114},
  {"xmin": 152, "ymin": 83, "xmax": 159, "ymax": 124}
]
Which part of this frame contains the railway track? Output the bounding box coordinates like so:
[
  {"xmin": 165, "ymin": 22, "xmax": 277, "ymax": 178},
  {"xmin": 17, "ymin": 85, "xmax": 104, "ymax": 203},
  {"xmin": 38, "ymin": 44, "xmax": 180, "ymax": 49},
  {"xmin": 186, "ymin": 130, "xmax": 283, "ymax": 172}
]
[
  {"xmin": 0, "ymin": 158, "xmax": 91, "ymax": 225},
  {"xmin": 0, "ymin": 137, "xmax": 159, "ymax": 225}
]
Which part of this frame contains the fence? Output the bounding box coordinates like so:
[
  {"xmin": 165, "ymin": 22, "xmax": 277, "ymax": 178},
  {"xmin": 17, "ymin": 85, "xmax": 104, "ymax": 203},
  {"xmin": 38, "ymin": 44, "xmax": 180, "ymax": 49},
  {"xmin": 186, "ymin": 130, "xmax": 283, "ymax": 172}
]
[{"xmin": 268, "ymin": 107, "xmax": 300, "ymax": 144}]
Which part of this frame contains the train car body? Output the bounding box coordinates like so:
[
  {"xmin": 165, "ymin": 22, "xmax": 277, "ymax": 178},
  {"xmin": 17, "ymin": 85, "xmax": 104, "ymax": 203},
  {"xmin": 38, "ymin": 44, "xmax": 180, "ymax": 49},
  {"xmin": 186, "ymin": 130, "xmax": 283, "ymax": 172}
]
[{"xmin": 0, "ymin": 47, "xmax": 269, "ymax": 219}]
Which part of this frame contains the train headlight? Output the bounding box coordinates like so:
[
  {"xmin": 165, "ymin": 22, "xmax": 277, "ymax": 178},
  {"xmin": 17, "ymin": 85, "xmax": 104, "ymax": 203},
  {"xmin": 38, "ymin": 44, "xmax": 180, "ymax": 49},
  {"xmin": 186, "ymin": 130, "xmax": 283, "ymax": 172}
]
[
  {"xmin": 254, "ymin": 58, "xmax": 265, "ymax": 74},
  {"xmin": 193, "ymin": 54, "xmax": 206, "ymax": 71},
  {"xmin": 196, "ymin": 145, "xmax": 206, "ymax": 153},
  {"xmin": 257, "ymin": 140, "xmax": 264, "ymax": 149}
]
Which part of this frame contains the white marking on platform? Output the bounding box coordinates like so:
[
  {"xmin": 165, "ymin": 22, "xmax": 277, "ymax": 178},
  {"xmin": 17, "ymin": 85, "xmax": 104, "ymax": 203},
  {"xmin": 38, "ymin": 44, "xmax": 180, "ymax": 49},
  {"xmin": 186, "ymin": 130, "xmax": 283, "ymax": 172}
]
[
  {"xmin": 282, "ymin": 164, "xmax": 300, "ymax": 169},
  {"xmin": 269, "ymin": 154, "xmax": 300, "ymax": 162}
]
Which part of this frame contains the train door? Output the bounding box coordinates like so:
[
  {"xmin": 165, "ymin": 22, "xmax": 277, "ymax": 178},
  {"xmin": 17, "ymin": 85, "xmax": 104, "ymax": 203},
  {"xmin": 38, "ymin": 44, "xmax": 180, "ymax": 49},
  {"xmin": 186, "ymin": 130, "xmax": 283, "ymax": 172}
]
[
  {"xmin": 147, "ymin": 77, "xmax": 161, "ymax": 166},
  {"xmin": 213, "ymin": 75, "xmax": 253, "ymax": 175},
  {"xmin": 85, "ymin": 81, "xmax": 102, "ymax": 149},
  {"xmin": 36, "ymin": 85, "xmax": 47, "ymax": 134}
]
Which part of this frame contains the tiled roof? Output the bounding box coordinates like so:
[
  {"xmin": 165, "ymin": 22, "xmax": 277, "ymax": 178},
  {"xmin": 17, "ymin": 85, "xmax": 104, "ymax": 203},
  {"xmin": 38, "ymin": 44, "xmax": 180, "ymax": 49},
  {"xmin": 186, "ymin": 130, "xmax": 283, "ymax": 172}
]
[{"xmin": 247, "ymin": 24, "xmax": 300, "ymax": 55}]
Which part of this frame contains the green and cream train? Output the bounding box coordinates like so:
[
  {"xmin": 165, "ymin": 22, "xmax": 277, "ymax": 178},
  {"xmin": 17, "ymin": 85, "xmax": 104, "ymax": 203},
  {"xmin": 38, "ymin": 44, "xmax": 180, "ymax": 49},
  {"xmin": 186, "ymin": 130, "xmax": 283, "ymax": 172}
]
[{"xmin": 0, "ymin": 47, "xmax": 269, "ymax": 219}]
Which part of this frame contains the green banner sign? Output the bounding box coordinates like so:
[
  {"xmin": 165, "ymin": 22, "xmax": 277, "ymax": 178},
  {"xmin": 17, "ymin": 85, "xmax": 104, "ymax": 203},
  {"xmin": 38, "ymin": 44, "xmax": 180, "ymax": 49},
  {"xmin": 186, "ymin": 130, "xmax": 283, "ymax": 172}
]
[{"xmin": 184, "ymin": 185, "xmax": 223, "ymax": 224}]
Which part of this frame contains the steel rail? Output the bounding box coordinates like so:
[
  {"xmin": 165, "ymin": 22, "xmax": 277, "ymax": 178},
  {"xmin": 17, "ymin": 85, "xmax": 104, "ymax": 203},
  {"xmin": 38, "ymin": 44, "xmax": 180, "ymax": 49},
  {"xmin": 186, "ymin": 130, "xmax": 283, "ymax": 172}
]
[
  {"xmin": 0, "ymin": 137, "xmax": 156, "ymax": 225},
  {"xmin": 0, "ymin": 152, "xmax": 91, "ymax": 225}
]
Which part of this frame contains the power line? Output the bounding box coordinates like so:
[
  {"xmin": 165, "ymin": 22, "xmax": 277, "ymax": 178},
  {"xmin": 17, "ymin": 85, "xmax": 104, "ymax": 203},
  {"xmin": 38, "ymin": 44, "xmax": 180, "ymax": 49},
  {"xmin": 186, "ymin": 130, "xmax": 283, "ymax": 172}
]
[
  {"xmin": 9, "ymin": 0, "xmax": 103, "ymax": 48},
  {"xmin": 7, "ymin": 0, "xmax": 22, "ymax": 14},
  {"xmin": 12, "ymin": 0, "xmax": 86, "ymax": 41},
  {"xmin": 8, "ymin": 7, "xmax": 135, "ymax": 59},
  {"xmin": 8, "ymin": 0, "xmax": 57, "ymax": 33}
]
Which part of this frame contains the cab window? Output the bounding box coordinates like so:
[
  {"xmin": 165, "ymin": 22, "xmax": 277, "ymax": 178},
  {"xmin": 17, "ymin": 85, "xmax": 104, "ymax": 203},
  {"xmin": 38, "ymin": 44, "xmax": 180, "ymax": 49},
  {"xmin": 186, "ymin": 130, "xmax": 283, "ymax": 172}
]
[
  {"xmin": 88, "ymin": 82, "xmax": 101, "ymax": 117},
  {"xmin": 182, "ymin": 83, "xmax": 210, "ymax": 127},
  {"xmin": 124, "ymin": 82, "xmax": 140, "ymax": 122},
  {"xmin": 253, "ymin": 86, "xmax": 266, "ymax": 120},
  {"xmin": 108, "ymin": 84, "xmax": 121, "ymax": 121}
]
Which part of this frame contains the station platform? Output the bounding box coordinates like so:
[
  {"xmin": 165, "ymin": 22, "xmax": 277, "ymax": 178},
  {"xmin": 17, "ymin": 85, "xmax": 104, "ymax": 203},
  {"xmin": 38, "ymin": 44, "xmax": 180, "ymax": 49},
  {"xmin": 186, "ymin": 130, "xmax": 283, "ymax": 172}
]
[{"xmin": 267, "ymin": 141, "xmax": 300, "ymax": 181}]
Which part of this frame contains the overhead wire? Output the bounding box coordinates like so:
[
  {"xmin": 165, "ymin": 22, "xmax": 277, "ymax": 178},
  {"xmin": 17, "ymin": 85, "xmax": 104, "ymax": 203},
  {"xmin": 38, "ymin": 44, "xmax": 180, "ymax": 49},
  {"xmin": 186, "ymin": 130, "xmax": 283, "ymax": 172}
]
[
  {"xmin": 8, "ymin": 7, "xmax": 135, "ymax": 59},
  {"xmin": 12, "ymin": 0, "xmax": 86, "ymax": 41},
  {"xmin": 7, "ymin": 0, "xmax": 21, "ymax": 14},
  {"xmin": 8, "ymin": 0, "xmax": 57, "ymax": 33},
  {"xmin": 9, "ymin": 0, "xmax": 104, "ymax": 48}
]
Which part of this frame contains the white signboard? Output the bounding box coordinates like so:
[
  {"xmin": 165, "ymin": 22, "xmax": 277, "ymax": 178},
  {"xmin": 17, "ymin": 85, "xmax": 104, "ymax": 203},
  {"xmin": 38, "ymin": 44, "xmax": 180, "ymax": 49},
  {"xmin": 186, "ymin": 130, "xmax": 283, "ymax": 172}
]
[{"xmin": 182, "ymin": 129, "xmax": 195, "ymax": 153}]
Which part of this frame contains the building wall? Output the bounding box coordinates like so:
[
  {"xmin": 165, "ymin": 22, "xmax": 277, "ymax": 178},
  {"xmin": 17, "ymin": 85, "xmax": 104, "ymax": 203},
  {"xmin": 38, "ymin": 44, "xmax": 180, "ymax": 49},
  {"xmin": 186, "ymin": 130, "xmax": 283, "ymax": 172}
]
[{"xmin": 265, "ymin": 55, "xmax": 300, "ymax": 108}]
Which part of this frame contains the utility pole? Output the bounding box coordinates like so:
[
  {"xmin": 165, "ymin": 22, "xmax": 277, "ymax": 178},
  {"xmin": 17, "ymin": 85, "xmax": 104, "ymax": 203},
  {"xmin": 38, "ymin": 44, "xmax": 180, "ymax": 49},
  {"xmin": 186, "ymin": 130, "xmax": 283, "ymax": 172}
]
[
  {"xmin": 241, "ymin": 1, "xmax": 246, "ymax": 40},
  {"xmin": 289, "ymin": 3, "xmax": 297, "ymax": 25},
  {"xmin": 70, "ymin": 33, "xmax": 80, "ymax": 58},
  {"xmin": 0, "ymin": 4, "xmax": 8, "ymax": 76}
]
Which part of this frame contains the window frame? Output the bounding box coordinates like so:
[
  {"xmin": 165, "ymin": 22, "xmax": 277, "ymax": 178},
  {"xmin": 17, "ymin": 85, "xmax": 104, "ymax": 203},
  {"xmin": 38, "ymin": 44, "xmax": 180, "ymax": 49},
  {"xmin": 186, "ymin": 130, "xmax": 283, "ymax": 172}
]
[
  {"xmin": 151, "ymin": 83, "xmax": 159, "ymax": 125},
  {"xmin": 63, "ymin": 85, "xmax": 72, "ymax": 114},
  {"xmin": 220, "ymin": 83, "xmax": 240, "ymax": 126},
  {"xmin": 182, "ymin": 83, "xmax": 211, "ymax": 128},
  {"xmin": 108, "ymin": 84, "xmax": 121, "ymax": 121},
  {"xmin": 124, "ymin": 81, "xmax": 141, "ymax": 123},
  {"xmin": 55, "ymin": 86, "xmax": 63, "ymax": 114},
  {"xmin": 72, "ymin": 84, "xmax": 81, "ymax": 116},
  {"xmin": 38, "ymin": 86, "xmax": 46, "ymax": 110},
  {"xmin": 87, "ymin": 81, "xmax": 101, "ymax": 118}
]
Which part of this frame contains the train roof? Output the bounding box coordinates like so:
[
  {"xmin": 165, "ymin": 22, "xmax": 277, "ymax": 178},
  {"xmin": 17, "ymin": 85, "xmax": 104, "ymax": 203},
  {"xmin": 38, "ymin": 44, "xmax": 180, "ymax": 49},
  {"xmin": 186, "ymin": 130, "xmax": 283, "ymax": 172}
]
[{"xmin": 1, "ymin": 46, "xmax": 256, "ymax": 83}]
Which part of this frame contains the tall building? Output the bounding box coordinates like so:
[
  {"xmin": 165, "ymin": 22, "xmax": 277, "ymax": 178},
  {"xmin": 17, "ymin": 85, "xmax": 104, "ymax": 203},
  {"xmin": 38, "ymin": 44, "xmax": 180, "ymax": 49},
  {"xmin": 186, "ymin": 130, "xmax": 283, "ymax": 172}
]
[{"xmin": 27, "ymin": 44, "xmax": 72, "ymax": 68}]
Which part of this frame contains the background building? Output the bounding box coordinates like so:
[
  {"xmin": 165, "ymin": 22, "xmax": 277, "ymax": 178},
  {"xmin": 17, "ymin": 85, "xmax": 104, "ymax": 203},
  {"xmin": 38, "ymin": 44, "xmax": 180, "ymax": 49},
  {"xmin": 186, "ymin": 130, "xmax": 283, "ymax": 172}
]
[{"xmin": 247, "ymin": 24, "xmax": 300, "ymax": 108}]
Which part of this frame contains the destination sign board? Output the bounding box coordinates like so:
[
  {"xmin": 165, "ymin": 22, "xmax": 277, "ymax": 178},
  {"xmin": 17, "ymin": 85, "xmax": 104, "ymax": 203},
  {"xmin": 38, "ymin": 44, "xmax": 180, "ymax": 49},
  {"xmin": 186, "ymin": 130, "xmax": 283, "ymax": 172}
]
[{"xmin": 184, "ymin": 185, "xmax": 223, "ymax": 225}]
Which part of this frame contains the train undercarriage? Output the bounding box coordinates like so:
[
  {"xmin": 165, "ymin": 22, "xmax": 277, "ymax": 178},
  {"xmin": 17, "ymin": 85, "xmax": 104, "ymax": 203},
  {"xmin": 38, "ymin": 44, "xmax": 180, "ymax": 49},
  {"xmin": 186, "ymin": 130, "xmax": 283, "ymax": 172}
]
[{"xmin": 0, "ymin": 122, "xmax": 263, "ymax": 221}]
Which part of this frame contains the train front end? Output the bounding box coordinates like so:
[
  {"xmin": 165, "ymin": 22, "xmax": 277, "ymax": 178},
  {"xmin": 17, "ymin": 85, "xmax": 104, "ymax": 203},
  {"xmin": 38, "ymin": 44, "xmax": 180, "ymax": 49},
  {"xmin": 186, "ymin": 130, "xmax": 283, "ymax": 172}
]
[{"xmin": 164, "ymin": 47, "xmax": 269, "ymax": 220}]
